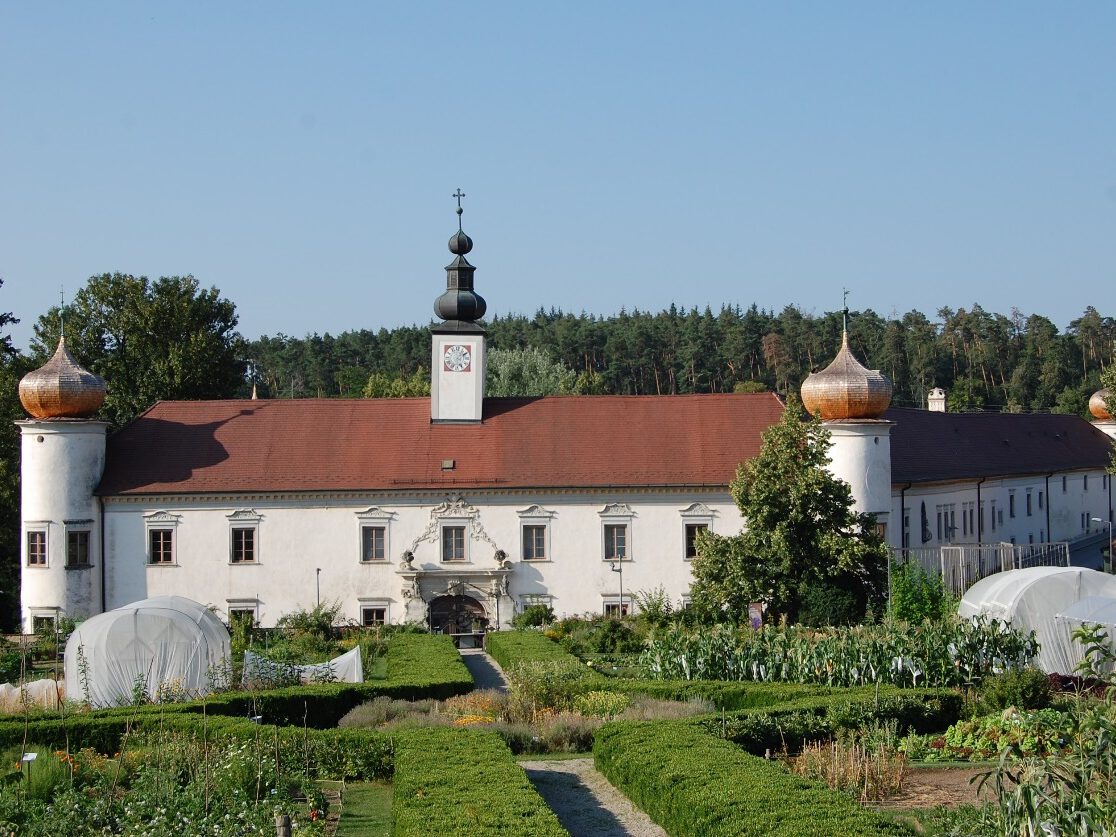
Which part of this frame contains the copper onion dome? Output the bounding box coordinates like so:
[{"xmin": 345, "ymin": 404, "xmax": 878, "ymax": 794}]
[
  {"xmin": 18, "ymin": 336, "xmax": 106, "ymax": 419},
  {"xmin": 1089, "ymin": 388, "xmax": 1112, "ymax": 421},
  {"xmin": 800, "ymin": 331, "xmax": 892, "ymax": 420}
]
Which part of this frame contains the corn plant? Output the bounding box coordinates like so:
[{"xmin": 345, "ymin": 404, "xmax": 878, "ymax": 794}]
[{"xmin": 640, "ymin": 617, "xmax": 1036, "ymax": 689}]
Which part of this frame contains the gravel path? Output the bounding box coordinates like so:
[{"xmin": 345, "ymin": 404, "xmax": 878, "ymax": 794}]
[
  {"xmin": 459, "ymin": 648, "xmax": 509, "ymax": 692},
  {"xmin": 519, "ymin": 758, "xmax": 667, "ymax": 837}
]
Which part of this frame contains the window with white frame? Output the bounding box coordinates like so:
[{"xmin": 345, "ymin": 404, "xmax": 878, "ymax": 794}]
[
  {"xmin": 358, "ymin": 598, "xmax": 390, "ymax": 626},
  {"xmin": 145, "ymin": 511, "xmax": 181, "ymax": 566},
  {"xmin": 990, "ymin": 501, "xmax": 997, "ymax": 532},
  {"xmin": 441, "ymin": 525, "xmax": 467, "ymax": 562},
  {"xmin": 66, "ymin": 529, "xmax": 91, "ymax": 568},
  {"xmin": 356, "ymin": 507, "xmax": 394, "ymax": 564},
  {"xmin": 226, "ymin": 599, "xmax": 258, "ymax": 626},
  {"xmin": 521, "ymin": 593, "xmax": 553, "ymax": 608},
  {"xmin": 1026, "ymin": 490, "xmax": 1033, "ymax": 517},
  {"xmin": 517, "ymin": 505, "xmax": 556, "ymax": 563},
  {"xmin": 522, "ymin": 525, "xmax": 547, "ymax": 560},
  {"xmin": 603, "ymin": 598, "xmax": 630, "ymax": 618},
  {"xmin": 1009, "ymin": 491, "xmax": 1016, "ymax": 518},
  {"xmin": 935, "ymin": 504, "xmax": 956, "ymax": 542},
  {"xmin": 31, "ymin": 613, "xmax": 57, "ymax": 633},
  {"xmin": 361, "ymin": 526, "xmax": 386, "ymax": 562},
  {"xmin": 1038, "ymin": 490, "xmax": 1044, "ymax": 510},
  {"xmin": 26, "ymin": 529, "xmax": 47, "ymax": 567},
  {"xmin": 684, "ymin": 523, "xmax": 709, "ymax": 560},
  {"xmin": 228, "ymin": 510, "xmax": 261, "ymax": 564},
  {"xmin": 599, "ymin": 503, "xmax": 635, "ymax": 561},
  {"xmin": 1084, "ymin": 474, "xmax": 1090, "ymax": 491},
  {"xmin": 604, "ymin": 524, "xmax": 628, "ymax": 561}
]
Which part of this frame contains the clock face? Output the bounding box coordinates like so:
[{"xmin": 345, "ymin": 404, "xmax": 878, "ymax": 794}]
[{"xmin": 443, "ymin": 344, "xmax": 472, "ymax": 372}]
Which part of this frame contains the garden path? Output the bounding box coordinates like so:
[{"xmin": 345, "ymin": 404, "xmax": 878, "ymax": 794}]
[
  {"xmin": 458, "ymin": 647, "xmax": 508, "ymax": 693},
  {"xmin": 519, "ymin": 758, "xmax": 667, "ymax": 837}
]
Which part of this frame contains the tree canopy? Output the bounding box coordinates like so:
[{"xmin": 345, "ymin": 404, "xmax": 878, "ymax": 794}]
[
  {"xmin": 688, "ymin": 397, "xmax": 889, "ymax": 625},
  {"xmin": 33, "ymin": 273, "xmax": 246, "ymax": 427}
]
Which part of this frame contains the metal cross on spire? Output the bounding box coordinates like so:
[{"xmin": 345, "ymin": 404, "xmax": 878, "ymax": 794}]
[
  {"xmin": 60, "ymin": 286, "xmax": 66, "ymax": 338},
  {"xmin": 452, "ymin": 188, "xmax": 466, "ymax": 230},
  {"xmin": 842, "ymin": 288, "xmax": 849, "ymax": 333}
]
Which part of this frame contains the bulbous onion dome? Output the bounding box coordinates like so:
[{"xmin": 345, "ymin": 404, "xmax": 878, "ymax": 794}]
[
  {"xmin": 1089, "ymin": 388, "xmax": 1112, "ymax": 421},
  {"xmin": 800, "ymin": 332, "xmax": 892, "ymax": 420},
  {"xmin": 18, "ymin": 336, "xmax": 106, "ymax": 419}
]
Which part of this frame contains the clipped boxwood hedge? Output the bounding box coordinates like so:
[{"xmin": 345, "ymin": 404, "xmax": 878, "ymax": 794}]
[
  {"xmin": 696, "ymin": 688, "xmax": 963, "ymax": 754},
  {"xmin": 594, "ymin": 720, "xmax": 911, "ymax": 837},
  {"xmin": 485, "ymin": 629, "xmax": 581, "ymax": 670},
  {"xmin": 393, "ymin": 727, "xmax": 567, "ymax": 836}
]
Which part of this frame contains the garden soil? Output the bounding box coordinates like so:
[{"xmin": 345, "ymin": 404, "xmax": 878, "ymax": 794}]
[
  {"xmin": 519, "ymin": 758, "xmax": 668, "ymax": 837},
  {"xmin": 876, "ymin": 766, "xmax": 995, "ymax": 810}
]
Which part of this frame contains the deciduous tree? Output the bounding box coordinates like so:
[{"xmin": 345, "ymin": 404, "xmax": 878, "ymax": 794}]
[{"xmin": 689, "ymin": 397, "xmax": 889, "ymax": 624}]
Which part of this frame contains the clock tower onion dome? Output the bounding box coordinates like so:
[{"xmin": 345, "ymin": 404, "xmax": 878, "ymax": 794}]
[
  {"xmin": 1089, "ymin": 388, "xmax": 1112, "ymax": 422},
  {"xmin": 434, "ymin": 198, "xmax": 487, "ymax": 325},
  {"xmin": 800, "ymin": 330, "xmax": 892, "ymax": 420},
  {"xmin": 19, "ymin": 336, "xmax": 106, "ymax": 420}
]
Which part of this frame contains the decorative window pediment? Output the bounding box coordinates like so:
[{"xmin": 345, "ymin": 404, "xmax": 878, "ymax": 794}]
[
  {"xmin": 517, "ymin": 504, "xmax": 557, "ymax": 520},
  {"xmin": 144, "ymin": 510, "xmax": 182, "ymax": 526},
  {"xmin": 679, "ymin": 502, "xmax": 717, "ymax": 519},
  {"xmin": 227, "ymin": 509, "xmax": 262, "ymax": 524},
  {"xmin": 598, "ymin": 503, "xmax": 635, "ymax": 519},
  {"xmin": 357, "ymin": 506, "xmax": 396, "ymax": 522},
  {"xmin": 408, "ymin": 495, "xmax": 498, "ymax": 553}
]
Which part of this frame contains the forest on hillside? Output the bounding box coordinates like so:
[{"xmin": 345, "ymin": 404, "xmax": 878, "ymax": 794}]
[{"xmin": 246, "ymin": 304, "xmax": 1116, "ymax": 415}]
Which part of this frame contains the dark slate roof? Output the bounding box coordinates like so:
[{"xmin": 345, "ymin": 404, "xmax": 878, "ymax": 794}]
[
  {"xmin": 97, "ymin": 393, "xmax": 788, "ymax": 495},
  {"xmin": 887, "ymin": 407, "xmax": 1112, "ymax": 484}
]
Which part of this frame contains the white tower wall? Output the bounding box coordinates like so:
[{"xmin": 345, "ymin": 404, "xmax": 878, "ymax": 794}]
[
  {"xmin": 431, "ymin": 333, "xmax": 486, "ymax": 422},
  {"xmin": 19, "ymin": 420, "xmax": 109, "ymax": 630},
  {"xmin": 825, "ymin": 421, "xmax": 893, "ymax": 533},
  {"xmin": 1092, "ymin": 421, "xmax": 1116, "ymax": 441}
]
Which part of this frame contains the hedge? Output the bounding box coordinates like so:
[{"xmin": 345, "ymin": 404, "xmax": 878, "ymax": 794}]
[
  {"xmin": 485, "ymin": 630, "xmax": 581, "ymax": 670},
  {"xmin": 393, "ymin": 727, "xmax": 568, "ymax": 836},
  {"xmin": 694, "ymin": 687, "xmax": 963, "ymax": 754},
  {"xmin": 594, "ymin": 720, "xmax": 911, "ymax": 837},
  {"xmin": 601, "ymin": 679, "xmax": 835, "ymax": 710}
]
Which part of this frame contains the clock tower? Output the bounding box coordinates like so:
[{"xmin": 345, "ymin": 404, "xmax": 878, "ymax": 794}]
[{"xmin": 431, "ymin": 191, "xmax": 487, "ymax": 422}]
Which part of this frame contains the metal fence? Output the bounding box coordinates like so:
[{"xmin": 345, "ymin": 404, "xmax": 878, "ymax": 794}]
[{"xmin": 892, "ymin": 541, "xmax": 1070, "ymax": 595}]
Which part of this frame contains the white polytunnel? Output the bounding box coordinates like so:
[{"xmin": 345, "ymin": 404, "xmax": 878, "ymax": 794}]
[
  {"xmin": 959, "ymin": 566, "xmax": 1116, "ymax": 675},
  {"xmin": 64, "ymin": 596, "xmax": 231, "ymax": 708}
]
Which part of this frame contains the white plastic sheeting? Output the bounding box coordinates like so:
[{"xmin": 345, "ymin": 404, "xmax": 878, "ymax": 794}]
[
  {"xmin": 242, "ymin": 645, "xmax": 362, "ymax": 686},
  {"xmin": 1055, "ymin": 596, "xmax": 1116, "ymax": 674},
  {"xmin": 64, "ymin": 596, "xmax": 231, "ymax": 708},
  {"xmin": 0, "ymin": 680, "xmax": 63, "ymax": 713},
  {"xmin": 959, "ymin": 566, "xmax": 1116, "ymax": 674}
]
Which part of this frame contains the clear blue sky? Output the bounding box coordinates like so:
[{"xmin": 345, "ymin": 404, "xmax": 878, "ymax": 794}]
[{"xmin": 2, "ymin": 3, "xmax": 1113, "ymax": 352}]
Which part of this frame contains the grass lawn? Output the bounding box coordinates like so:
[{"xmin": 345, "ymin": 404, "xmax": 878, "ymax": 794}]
[{"xmin": 336, "ymin": 781, "xmax": 392, "ymax": 837}]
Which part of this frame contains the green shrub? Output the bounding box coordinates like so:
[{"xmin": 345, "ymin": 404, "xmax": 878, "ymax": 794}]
[
  {"xmin": 594, "ymin": 721, "xmax": 910, "ymax": 836},
  {"xmin": 392, "ymin": 728, "xmax": 565, "ymax": 836},
  {"xmin": 974, "ymin": 667, "xmax": 1053, "ymax": 714},
  {"xmin": 797, "ymin": 576, "xmax": 867, "ymax": 626},
  {"xmin": 889, "ymin": 561, "xmax": 957, "ymax": 623},
  {"xmin": 505, "ymin": 659, "xmax": 595, "ymax": 719},
  {"xmin": 512, "ymin": 605, "xmax": 555, "ymax": 629}
]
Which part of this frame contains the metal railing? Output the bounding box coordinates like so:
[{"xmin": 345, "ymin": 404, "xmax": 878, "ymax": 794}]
[{"xmin": 892, "ymin": 541, "xmax": 1070, "ymax": 595}]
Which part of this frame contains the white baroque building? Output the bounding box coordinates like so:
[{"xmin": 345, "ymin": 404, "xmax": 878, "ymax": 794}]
[{"xmin": 16, "ymin": 213, "xmax": 1116, "ymax": 635}]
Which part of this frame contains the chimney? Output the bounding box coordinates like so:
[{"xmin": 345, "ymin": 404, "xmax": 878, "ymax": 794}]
[{"xmin": 928, "ymin": 388, "xmax": 946, "ymax": 412}]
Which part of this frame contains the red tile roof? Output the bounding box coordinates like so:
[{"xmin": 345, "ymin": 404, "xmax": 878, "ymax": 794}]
[{"xmin": 98, "ymin": 393, "xmax": 788, "ymax": 495}]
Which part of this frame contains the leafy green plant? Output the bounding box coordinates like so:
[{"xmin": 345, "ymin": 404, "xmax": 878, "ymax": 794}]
[
  {"xmin": 888, "ymin": 561, "xmax": 957, "ymax": 623},
  {"xmin": 511, "ymin": 604, "xmax": 554, "ymax": 629},
  {"xmin": 973, "ymin": 667, "xmax": 1053, "ymax": 715}
]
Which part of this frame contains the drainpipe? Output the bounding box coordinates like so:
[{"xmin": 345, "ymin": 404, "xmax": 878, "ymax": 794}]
[
  {"xmin": 899, "ymin": 483, "xmax": 912, "ymax": 550},
  {"xmin": 976, "ymin": 478, "xmax": 986, "ymax": 541},
  {"xmin": 1045, "ymin": 473, "xmax": 1052, "ymax": 543},
  {"xmin": 99, "ymin": 496, "xmax": 106, "ymax": 614}
]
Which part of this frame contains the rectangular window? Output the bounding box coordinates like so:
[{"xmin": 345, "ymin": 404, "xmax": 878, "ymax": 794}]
[
  {"xmin": 936, "ymin": 509, "xmax": 943, "ymax": 541},
  {"xmin": 998, "ymin": 509, "xmax": 1004, "ymax": 527},
  {"xmin": 684, "ymin": 523, "xmax": 709, "ymax": 560},
  {"xmin": 66, "ymin": 531, "xmax": 90, "ymax": 567},
  {"xmin": 231, "ymin": 528, "xmax": 256, "ymax": 563},
  {"xmin": 604, "ymin": 524, "xmax": 628, "ymax": 560},
  {"xmin": 962, "ymin": 508, "xmax": 968, "ymax": 537},
  {"xmin": 1038, "ymin": 491, "xmax": 1044, "ymax": 510},
  {"xmin": 603, "ymin": 601, "xmax": 629, "ymax": 618},
  {"xmin": 361, "ymin": 606, "xmax": 387, "ymax": 627},
  {"xmin": 1084, "ymin": 474, "xmax": 1089, "ymax": 491},
  {"xmin": 1028, "ymin": 534, "xmax": 1034, "ymax": 544},
  {"xmin": 31, "ymin": 615, "xmax": 55, "ymax": 633},
  {"xmin": 228, "ymin": 608, "xmax": 256, "ymax": 627},
  {"xmin": 1063, "ymin": 475, "xmax": 1067, "ymax": 492},
  {"xmin": 361, "ymin": 526, "xmax": 386, "ymax": 562},
  {"xmin": 27, "ymin": 531, "xmax": 47, "ymax": 567},
  {"xmin": 149, "ymin": 529, "xmax": 174, "ymax": 564},
  {"xmin": 522, "ymin": 525, "xmax": 547, "ymax": 560},
  {"xmin": 441, "ymin": 526, "xmax": 466, "ymax": 562},
  {"xmin": 1026, "ymin": 491, "xmax": 1032, "ymax": 517},
  {"xmin": 1009, "ymin": 494, "xmax": 1016, "ymax": 518},
  {"xmin": 1040, "ymin": 529, "xmax": 1045, "ymax": 542}
]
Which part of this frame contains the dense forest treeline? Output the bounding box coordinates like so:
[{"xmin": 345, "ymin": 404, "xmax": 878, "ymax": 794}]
[{"xmin": 247, "ymin": 303, "xmax": 1116, "ymax": 415}]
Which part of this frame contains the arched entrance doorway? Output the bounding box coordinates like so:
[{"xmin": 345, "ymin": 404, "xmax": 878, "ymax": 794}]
[{"xmin": 428, "ymin": 594, "xmax": 489, "ymax": 648}]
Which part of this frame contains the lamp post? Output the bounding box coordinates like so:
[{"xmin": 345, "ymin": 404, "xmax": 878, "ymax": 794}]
[
  {"xmin": 608, "ymin": 559, "xmax": 624, "ymax": 618},
  {"xmin": 315, "ymin": 568, "xmax": 321, "ymax": 607},
  {"xmin": 1091, "ymin": 518, "xmax": 1113, "ymax": 572}
]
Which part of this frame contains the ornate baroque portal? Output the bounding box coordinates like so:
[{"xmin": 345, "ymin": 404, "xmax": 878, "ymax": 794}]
[{"xmin": 397, "ymin": 496, "xmax": 514, "ymax": 637}]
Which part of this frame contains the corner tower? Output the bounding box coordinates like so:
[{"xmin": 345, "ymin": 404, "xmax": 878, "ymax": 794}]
[
  {"xmin": 800, "ymin": 317, "xmax": 894, "ymax": 538},
  {"xmin": 1089, "ymin": 388, "xmax": 1116, "ymax": 440},
  {"xmin": 17, "ymin": 336, "xmax": 109, "ymax": 631},
  {"xmin": 431, "ymin": 190, "xmax": 487, "ymax": 422}
]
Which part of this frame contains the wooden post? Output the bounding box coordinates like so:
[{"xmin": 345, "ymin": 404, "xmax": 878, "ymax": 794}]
[{"xmin": 275, "ymin": 813, "xmax": 291, "ymax": 837}]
